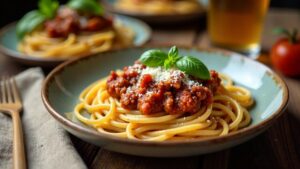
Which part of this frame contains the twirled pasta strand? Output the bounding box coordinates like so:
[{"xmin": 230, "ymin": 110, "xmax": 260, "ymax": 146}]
[{"xmin": 73, "ymin": 73, "xmax": 253, "ymax": 141}]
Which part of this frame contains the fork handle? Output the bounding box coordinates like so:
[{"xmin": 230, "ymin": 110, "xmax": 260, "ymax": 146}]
[{"xmin": 12, "ymin": 112, "xmax": 27, "ymax": 169}]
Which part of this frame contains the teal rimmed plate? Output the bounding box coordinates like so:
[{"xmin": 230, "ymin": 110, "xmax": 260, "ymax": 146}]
[
  {"xmin": 0, "ymin": 15, "xmax": 151, "ymax": 67},
  {"xmin": 42, "ymin": 46, "xmax": 288, "ymax": 157}
]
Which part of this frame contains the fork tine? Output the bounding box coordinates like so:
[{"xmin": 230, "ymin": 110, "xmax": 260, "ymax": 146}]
[
  {"xmin": 1, "ymin": 76, "xmax": 6, "ymax": 103},
  {"xmin": 5, "ymin": 76, "xmax": 13, "ymax": 103},
  {"xmin": 11, "ymin": 77, "xmax": 21, "ymax": 103}
]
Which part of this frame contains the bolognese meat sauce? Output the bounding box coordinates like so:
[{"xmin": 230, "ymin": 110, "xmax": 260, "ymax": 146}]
[
  {"xmin": 44, "ymin": 7, "xmax": 113, "ymax": 38},
  {"xmin": 107, "ymin": 62, "xmax": 221, "ymax": 115}
]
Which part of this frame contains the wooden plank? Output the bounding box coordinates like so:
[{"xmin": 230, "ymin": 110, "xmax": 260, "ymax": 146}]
[
  {"xmin": 228, "ymin": 131, "xmax": 281, "ymax": 169},
  {"xmin": 195, "ymin": 31, "xmax": 210, "ymax": 48},
  {"xmin": 148, "ymin": 25, "xmax": 199, "ymax": 46},
  {"xmin": 266, "ymin": 113, "xmax": 300, "ymax": 169},
  {"xmin": 202, "ymin": 150, "xmax": 230, "ymax": 169},
  {"xmin": 90, "ymin": 149, "xmax": 201, "ymax": 169},
  {"xmin": 0, "ymin": 54, "xmax": 26, "ymax": 76},
  {"xmin": 289, "ymin": 113, "xmax": 300, "ymax": 160},
  {"xmin": 69, "ymin": 135, "xmax": 101, "ymax": 168}
]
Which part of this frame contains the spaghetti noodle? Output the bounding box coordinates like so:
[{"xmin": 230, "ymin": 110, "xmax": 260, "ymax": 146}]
[{"xmin": 74, "ymin": 72, "xmax": 253, "ymax": 141}]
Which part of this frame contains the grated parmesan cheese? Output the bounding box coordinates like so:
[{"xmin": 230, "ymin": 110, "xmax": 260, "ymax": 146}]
[{"xmin": 139, "ymin": 66, "xmax": 201, "ymax": 87}]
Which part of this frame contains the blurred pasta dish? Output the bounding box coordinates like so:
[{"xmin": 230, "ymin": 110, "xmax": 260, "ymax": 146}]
[{"xmin": 17, "ymin": 0, "xmax": 134, "ymax": 59}]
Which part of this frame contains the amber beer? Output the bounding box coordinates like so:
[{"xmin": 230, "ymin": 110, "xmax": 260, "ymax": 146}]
[{"xmin": 208, "ymin": 0, "xmax": 270, "ymax": 55}]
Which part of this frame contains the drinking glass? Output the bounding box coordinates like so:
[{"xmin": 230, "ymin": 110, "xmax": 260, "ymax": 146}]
[{"xmin": 208, "ymin": 0, "xmax": 270, "ymax": 58}]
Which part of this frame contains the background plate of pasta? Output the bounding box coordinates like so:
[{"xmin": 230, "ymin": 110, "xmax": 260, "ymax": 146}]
[
  {"xmin": 0, "ymin": 0, "xmax": 151, "ymax": 67},
  {"xmin": 42, "ymin": 46, "xmax": 288, "ymax": 157},
  {"xmin": 103, "ymin": 0, "xmax": 207, "ymax": 24}
]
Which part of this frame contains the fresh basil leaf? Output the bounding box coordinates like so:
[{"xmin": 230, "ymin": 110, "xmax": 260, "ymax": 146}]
[
  {"xmin": 38, "ymin": 0, "xmax": 59, "ymax": 19},
  {"xmin": 140, "ymin": 50, "xmax": 168, "ymax": 67},
  {"xmin": 173, "ymin": 55, "xmax": 182, "ymax": 63},
  {"xmin": 176, "ymin": 56, "xmax": 210, "ymax": 80},
  {"xmin": 163, "ymin": 46, "xmax": 180, "ymax": 69},
  {"xmin": 164, "ymin": 55, "xmax": 182, "ymax": 69},
  {"xmin": 164, "ymin": 59, "xmax": 172, "ymax": 69},
  {"xmin": 16, "ymin": 10, "xmax": 46, "ymax": 39},
  {"xmin": 168, "ymin": 46, "xmax": 178, "ymax": 58},
  {"xmin": 68, "ymin": 0, "xmax": 103, "ymax": 16}
]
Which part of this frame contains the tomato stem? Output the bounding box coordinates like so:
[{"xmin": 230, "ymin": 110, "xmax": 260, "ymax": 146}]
[
  {"xmin": 292, "ymin": 29, "xmax": 298, "ymax": 43},
  {"xmin": 273, "ymin": 27, "xmax": 299, "ymax": 44}
]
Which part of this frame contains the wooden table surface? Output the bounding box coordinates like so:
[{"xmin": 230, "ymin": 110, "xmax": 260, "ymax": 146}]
[{"xmin": 1, "ymin": 8, "xmax": 300, "ymax": 169}]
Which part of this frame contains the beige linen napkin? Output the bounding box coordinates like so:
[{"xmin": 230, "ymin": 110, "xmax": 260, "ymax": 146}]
[{"xmin": 0, "ymin": 68, "xmax": 87, "ymax": 169}]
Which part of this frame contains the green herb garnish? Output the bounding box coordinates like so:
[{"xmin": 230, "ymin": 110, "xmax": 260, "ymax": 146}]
[
  {"xmin": 164, "ymin": 46, "xmax": 182, "ymax": 69},
  {"xmin": 16, "ymin": 0, "xmax": 59, "ymax": 39},
  {"xmin": 68, "ymin": 0, "xmax": 103, "ymax": 16},
  {"xmin": 139, "ymin": 46, "xmax": 210, "ymax": 80},
  {"xmin": 140, "ymin": 50, "xmax": 168, "ymax": 67},
  {"xmin": 39, "ymin": 0, "xmax": 59, "ymax": 19},
  {"xmin": 16, "ymin": 10, "xmax": 46, "ymax": 39},
  {"xmin": 176, "ymin": 56, "xmax": 210, "ymax": 80}
]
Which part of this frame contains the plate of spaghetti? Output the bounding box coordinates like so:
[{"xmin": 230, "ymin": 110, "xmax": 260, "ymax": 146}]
[
  {"xmin": 42, "ymin": 46, "xmax": 288, "ymax": 157},
  {"xmin": 103, "ymin": 0, "xmax": 206, "ymax": 24},
  {"xmin": 0, "ymin": 0, "xmax": 151, "ymax": 67}
]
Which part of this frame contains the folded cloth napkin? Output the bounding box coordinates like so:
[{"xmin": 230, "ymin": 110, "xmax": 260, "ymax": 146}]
[{"xmin": 0, "ymin": 68, "xmax": 87, "ymax": 169}]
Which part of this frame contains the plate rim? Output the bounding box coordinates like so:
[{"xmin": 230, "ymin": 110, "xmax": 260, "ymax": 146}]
[{"xmin": 41, "ymin": 45, "xmax": 289, "ymax": 146}]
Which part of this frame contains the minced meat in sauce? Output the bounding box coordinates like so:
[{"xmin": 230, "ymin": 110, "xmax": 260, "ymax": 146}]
[
  {"xmin": 44, "ymin": 7, "xmax": 112, "ymax": 38},
  {"xmin": 107, "ymin": 62, "xmax": 221, "ymax": 115}
]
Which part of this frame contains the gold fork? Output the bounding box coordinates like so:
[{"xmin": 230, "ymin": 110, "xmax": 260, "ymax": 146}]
[{"xmin": 0, "ymin": 76, "xmax": 26, "ymax": 169}]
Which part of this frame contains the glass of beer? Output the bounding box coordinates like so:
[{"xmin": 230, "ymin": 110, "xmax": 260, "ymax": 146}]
[{"xmin": 208, "ymin": 0, "xmax": 270, "ymax": 58}]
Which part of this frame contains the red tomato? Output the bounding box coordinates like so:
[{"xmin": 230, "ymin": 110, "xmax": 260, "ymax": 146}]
[{"xmin": 271, "ymin": 38, "xmax": 300, "ymax": 77}]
